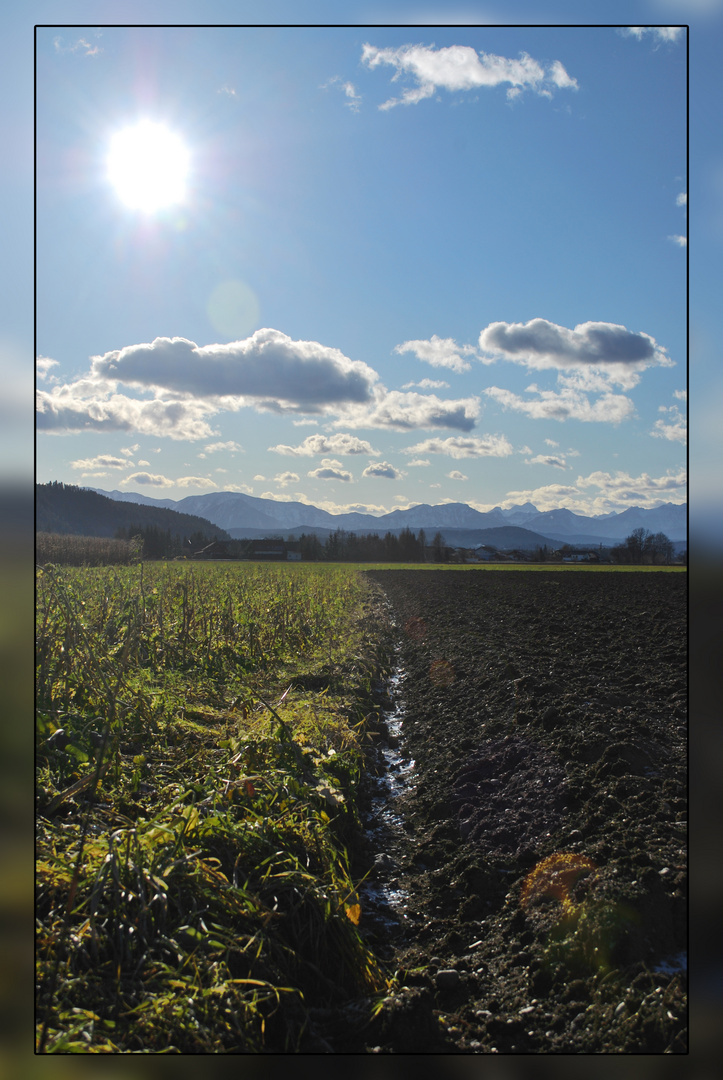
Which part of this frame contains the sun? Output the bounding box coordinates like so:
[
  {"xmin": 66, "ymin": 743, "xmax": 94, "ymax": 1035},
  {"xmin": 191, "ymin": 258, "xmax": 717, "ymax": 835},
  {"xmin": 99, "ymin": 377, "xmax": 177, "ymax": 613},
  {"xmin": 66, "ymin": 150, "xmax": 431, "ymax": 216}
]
[{"xmin": 107, "ymin": 120, "xmax": 190, "ymax": 213}]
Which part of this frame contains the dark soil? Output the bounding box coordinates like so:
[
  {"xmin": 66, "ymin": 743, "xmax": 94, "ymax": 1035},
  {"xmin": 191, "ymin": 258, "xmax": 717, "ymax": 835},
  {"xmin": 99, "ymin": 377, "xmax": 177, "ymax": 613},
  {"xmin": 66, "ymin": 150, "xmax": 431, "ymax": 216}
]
[{"xmin": 343, "ymin": 569, "xmax": 687, "ymax": 1054}]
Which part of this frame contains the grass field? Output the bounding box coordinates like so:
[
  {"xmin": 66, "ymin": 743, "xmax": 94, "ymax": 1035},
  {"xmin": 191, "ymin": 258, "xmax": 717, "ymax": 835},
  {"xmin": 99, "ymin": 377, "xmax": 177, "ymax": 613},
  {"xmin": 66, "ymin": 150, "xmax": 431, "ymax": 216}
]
[{"xmin": 36, "ymin": 561, "xmax": 395, "ymax": 1053}]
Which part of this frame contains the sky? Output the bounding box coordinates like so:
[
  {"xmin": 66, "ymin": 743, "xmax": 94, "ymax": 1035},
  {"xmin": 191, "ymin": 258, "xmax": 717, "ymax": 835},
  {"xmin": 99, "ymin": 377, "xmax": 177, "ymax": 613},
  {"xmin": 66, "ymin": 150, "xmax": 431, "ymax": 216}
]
[{"xmin": 7, "ymin": 0, "xmax": 717, "ymax": 525}]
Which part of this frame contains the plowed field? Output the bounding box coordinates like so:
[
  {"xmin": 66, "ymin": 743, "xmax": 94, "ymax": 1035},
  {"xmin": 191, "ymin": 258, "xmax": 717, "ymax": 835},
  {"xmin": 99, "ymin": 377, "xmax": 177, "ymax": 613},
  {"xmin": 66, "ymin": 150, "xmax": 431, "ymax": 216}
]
[{"xmin": 353, "ymin": 568, "xmax": 687, "ymax": 1054}]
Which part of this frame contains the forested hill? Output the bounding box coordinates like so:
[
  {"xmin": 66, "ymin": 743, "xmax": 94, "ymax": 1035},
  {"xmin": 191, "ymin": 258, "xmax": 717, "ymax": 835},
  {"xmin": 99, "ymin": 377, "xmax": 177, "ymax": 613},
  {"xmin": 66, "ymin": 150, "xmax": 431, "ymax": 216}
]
[{"xmin": 36, "ymin": 483, "xmax": 232, "ymax": 544}]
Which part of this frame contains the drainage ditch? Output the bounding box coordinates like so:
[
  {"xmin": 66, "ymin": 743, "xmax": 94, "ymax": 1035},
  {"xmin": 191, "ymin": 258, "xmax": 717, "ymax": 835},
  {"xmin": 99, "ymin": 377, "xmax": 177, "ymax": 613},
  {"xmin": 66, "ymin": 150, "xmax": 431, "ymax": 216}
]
[{"xmin": 359, "ymin": 652, "xmax": 418, "ymax": 937}]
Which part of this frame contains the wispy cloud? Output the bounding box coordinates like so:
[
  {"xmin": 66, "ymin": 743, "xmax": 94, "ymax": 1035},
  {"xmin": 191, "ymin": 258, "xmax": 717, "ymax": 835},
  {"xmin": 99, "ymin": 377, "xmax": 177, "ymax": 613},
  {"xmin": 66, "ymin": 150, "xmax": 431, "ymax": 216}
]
[
  {"xmin": 621, "ymin": 26, "xmax": 685, "ymax": 44},
  {"xmin": 668, "ymin": 234, "xmax": 687, "ymax": 246},
  {"xmin": 651, "ymin": 396, "xmax": 687, "ymax": 444},
  {"xmin": 362, "ymin": 42, "xmax": 578, "ymax": 109},
  {"xmin": 53, "ymin": 35, "xmax": 102, "ymax": 57},
  {"xmin": 485, "ymin": 384, "xmax": 635, "ymax": 424},
  {"xmin": 447, "ymin": 469, "xmax": 468, "ymax": 480},
  {"xmin": 401, "ymin": 378, "xmax": 450, "ymax": 390},
  {"xmin": 401, "ymin": 434, "xmax": 514, "ymax": 458},
  {"xmin": 321, "ymin": 75, "xmax": 362, "ymax": 112}
]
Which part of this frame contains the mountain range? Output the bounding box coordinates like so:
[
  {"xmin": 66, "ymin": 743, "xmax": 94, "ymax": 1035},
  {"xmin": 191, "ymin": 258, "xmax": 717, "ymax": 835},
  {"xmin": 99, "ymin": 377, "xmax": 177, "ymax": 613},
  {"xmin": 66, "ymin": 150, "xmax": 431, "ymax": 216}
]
[{"xmin": 88, "ymin": 488, "xmax": 687, "ymax": 550}]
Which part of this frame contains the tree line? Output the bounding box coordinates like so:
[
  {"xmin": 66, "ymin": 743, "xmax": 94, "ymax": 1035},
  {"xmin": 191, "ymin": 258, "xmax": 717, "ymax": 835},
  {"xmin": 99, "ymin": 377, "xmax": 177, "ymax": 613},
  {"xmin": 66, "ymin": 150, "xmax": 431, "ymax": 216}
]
[
  {"xmin": 610, "ymin": 528, "xmax": 679, "ymax": 565},
  {"xmin": 297, "ymin": 527, "xmax": 446, "ymax": 563}
]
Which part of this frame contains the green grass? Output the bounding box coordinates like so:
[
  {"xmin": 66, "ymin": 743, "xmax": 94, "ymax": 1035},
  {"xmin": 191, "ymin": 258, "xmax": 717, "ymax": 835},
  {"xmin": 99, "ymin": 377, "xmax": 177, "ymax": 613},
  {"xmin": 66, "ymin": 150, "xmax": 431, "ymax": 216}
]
[{"xmin": 36, "ymin": 561, "xmax": 393, "ymax": 1053}]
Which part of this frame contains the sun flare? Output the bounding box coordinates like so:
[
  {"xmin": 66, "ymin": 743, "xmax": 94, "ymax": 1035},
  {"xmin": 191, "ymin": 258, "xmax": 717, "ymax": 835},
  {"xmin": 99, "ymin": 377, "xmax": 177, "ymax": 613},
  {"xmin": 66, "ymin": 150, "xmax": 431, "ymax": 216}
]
[{"xmin": 107, "ymin": 120, "xmax": 189, "ymax": 213}]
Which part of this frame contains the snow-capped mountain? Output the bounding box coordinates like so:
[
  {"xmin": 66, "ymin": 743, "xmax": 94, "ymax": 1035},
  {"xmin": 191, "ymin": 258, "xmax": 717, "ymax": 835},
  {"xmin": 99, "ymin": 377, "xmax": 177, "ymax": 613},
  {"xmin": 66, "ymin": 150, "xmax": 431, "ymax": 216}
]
[{"xmin": 88, "ymin": 488, "xmax": 687, "ymax": 543}]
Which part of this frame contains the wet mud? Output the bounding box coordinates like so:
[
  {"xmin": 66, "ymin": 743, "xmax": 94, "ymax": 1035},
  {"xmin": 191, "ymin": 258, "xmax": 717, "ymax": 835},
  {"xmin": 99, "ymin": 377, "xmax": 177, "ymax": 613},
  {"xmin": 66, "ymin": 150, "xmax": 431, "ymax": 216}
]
[{"xmin": 348, "ymin": 569, "xmax": 687, "ymax": 1055}]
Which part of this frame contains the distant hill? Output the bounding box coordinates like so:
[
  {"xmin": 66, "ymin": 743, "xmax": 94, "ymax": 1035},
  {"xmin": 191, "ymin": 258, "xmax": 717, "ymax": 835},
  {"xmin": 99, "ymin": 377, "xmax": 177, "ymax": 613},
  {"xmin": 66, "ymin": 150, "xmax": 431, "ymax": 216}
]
[{"xmin": 36, "ymin": 483, "xmax": 233, "ymax": 543}]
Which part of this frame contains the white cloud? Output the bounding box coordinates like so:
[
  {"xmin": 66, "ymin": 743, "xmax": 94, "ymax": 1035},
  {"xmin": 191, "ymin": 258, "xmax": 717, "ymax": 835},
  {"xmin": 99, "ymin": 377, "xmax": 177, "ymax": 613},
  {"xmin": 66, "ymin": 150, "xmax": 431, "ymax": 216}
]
[
  {"xmin": 622, "ymin": 26, "xmax": 685, "ymax": 43},
  {"xmin": 485, "ymin": 384, "xmax": 635, "ymax": 424},
  {"xmin": 447, "ymin": 469, "xmax": 468, "ymax": 480},
  {"xmin": 36, "ymin": 386, "xmax": 219, "ymax": 440},
  {"xmin": 362, "ymin": 42, "xmax": 578, "ymax": 109},
  {"xmin": 177, "ymin": 476, "xmax": 218, "ymax": 489},
  {"xmin": 668, "ymin": 234, "xmax": 687, "ymax": 246},
  {"xmin": 307, "ymin": 459, "xmax": 353, "ymax": 482},
  {"xmin": 70, "ymin": 454, "xmax": 130, "ymax": 471},
  {"xmin": 401, "ymin": 433, "xmax": 514, "ymax": 458},
  {"xmin": 269, "ymin": 432, "xmax": 379, "ymax": 456},
  {"xmin": 36, "ymin": 356, "xmax": 60, "ymax": 380},
  {"xmin": 53, "ymin": 35, "xmax": 101, "ymax": 57},
  {"xmin": 204, "ymin": 440, "xmax": 244, "ymax": 453},
  {"xmin": 394, "ymin": 334, "xmax": 477, "ymax": 373},
  {"xmin": 651, "ymin": 401, "xmax": 687, "ymax": 444},
  {"xmin": 273, "ymin": 471, "xmax": 301, "ymax": 487},
  {"xmin": 362, "ymin": 460, "xmax": 405, "ymax": 480},
  {"xmin": 502, "ymin": 467, "xmax": 686, "ymax": 515},
  {"xmin": 340, "ymin": 388, "xmax": 480, "ymax": 431},
  {"xmin": 322, "ymin": 75, "xmax": 362, "ymax": 112},
  {"xmin": 676, "ymin": 192, "xmax": 687, "ymax": 207},
  {"xmin": 120, "ymin": 472, "xmax": 175, "ymax": 488},
  {"xmin": 407, "ymin": 458, "xmax": 431, "ymax": 466},
  {"xmin": 120, "ymin": 443, "xmax": 139, "ymax": 457},
  {"xmin": 401, "ymin": 378, "xmax": 450, "ymax": 390},
  {"xmin": 36, "ymin": 329, "xmax": 384, "ymax": 439},
  {"xmin": 525, "ymin": 454, "xmax": 569, "ymax": 469},
  {"xmin": 90, "ymin": 330, "xmax": 378, "ymax": 411},
  {"xmin": 579, "ymin": 468, "xmax": 687, "ymax": 501},
  {"xmin": 479, "ymin": 318, "xmax": 672, "ymax": 388}
]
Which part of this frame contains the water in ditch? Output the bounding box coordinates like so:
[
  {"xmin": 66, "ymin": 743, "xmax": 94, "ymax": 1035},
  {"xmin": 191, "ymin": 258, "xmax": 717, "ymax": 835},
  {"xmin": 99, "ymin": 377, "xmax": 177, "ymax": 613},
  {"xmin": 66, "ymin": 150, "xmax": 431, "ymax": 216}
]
[{"xmin": 359, "ymin": 661, "xmax": 419, "ymax": 931}]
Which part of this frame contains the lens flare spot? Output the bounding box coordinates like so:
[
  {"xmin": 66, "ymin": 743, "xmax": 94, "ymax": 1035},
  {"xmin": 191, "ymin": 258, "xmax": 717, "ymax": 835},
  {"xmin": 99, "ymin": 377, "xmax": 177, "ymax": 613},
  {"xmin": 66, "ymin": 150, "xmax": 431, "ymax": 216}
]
[
  {"xmin": 404, "ymin": 616, "xmax": 427, "ymax": 641},
  {"xmin": 429, "ymin": 659, "xmax": 456, "ymax": 686},
  {"xmin": 206, "ymin": 280, "xmax": 260, "ymax": 340}
]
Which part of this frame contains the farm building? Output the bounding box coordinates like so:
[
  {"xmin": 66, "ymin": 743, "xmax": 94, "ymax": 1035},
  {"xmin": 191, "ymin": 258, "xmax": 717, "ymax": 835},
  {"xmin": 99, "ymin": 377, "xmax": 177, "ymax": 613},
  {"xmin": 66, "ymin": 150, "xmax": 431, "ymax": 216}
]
[
  {"xmin": 190, "ymin": 540, "xmax": 233, "ymax": 560},
  {"xmin": 247, "ymin": 539, "xmax": 302, "ymax": 560}
]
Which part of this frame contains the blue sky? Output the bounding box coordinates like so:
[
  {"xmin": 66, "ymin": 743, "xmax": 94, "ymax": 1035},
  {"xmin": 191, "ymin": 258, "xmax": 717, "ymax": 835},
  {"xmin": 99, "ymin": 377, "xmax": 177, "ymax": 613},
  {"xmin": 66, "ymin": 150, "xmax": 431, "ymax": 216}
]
[{"xmin": 8, "ymin": 1, "xmax": 714, "ymax": 521}]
